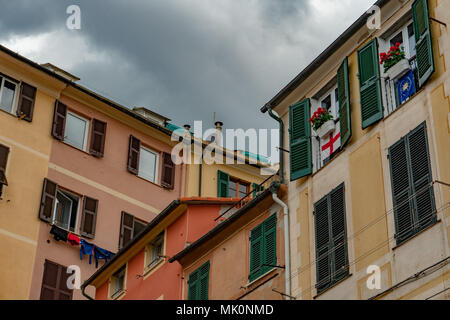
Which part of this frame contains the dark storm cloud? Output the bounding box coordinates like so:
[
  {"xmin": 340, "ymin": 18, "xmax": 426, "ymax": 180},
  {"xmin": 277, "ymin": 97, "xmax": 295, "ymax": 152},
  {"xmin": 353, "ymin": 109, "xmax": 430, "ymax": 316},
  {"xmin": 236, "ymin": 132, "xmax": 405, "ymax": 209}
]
[{"xmin": 0, "ymin": 0, "xmax": 375, "ymax": 157}]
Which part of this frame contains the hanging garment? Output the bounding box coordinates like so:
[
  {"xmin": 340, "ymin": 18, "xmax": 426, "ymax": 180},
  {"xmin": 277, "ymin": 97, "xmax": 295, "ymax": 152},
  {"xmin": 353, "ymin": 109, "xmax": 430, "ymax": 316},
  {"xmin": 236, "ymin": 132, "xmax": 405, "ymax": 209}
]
[
  {"xmin": 68, "ymin": 233, "xmax": 81, "ymax": 246},
  {"xmin": 94, "ymin": 247, "xmax": 115, "ymax": 268},
  {"xmin": 50, "ymin": 225, "xmax": 68, "ymax": 242},
  {"xmin": 80, "ymin": 239, "xmax": 95, "ymax": 264}
]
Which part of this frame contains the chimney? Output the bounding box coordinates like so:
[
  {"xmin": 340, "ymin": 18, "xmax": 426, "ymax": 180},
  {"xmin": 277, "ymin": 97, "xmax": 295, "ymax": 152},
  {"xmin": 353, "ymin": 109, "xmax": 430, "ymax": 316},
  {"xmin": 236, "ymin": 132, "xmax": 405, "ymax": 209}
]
[
  {"xmin": 214, "ymin": 121, "xmax": 223, "ymax": 146},
  {"xmin": 184, "ymin": 124, "xmax": 191, "ymax": 131}
]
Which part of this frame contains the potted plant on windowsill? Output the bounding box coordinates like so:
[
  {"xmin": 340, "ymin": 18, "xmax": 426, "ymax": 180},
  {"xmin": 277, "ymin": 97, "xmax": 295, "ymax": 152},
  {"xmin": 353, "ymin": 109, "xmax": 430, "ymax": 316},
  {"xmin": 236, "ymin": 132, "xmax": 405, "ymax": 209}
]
[
  {"xmin": 380, "ymin": 42, "xmax": 410, "ymax": 80},
  {"xmin": 309, "ymin": 108, "xmax": 335, "ymax": 139}
]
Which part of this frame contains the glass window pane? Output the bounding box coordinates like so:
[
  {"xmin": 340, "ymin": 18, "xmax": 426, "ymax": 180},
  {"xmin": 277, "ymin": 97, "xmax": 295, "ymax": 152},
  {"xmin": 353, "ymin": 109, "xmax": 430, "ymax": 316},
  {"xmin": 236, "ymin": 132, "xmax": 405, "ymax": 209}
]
[
  {"xmin": 55, "ymin": 192, "xmax": 73, "ymax": 230},
  {"xmin": 390, "ymin": 31, "xmax": 403, "ymax": 48},
  {"xmin": 0, "ymin": 80, "xmax": 16, "ymax": 113},
  {"xmin": 65, "ymin": 113, "xmax": 87, "ymax": 150},
  {"xmin": 139, "ymin": 148, "xmax": 158, "ymax": 182},
  {"xmin": 321, "ymin": 94, "xmax": 332, "ymax": 112},
  {"xmin": 408, "ymin": 24, "xmax": 416, "ymax": 58}
]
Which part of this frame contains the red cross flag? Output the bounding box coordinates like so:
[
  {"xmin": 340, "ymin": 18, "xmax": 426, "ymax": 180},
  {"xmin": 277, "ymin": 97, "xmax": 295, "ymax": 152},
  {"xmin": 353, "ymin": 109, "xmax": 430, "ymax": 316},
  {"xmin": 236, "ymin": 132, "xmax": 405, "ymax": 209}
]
[{"xmin": 321, "ymin": 122, "xmax": 341, "ymax": 162}]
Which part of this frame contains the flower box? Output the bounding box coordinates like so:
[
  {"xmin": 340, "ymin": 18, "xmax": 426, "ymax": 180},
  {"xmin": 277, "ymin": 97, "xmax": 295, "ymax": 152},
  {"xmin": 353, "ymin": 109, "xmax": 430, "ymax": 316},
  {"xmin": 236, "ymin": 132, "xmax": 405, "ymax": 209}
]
[
  {"xmin": 386, "ymin": 58, "xmax": 410, "ymax": 80},
  {"xmin": 316, "ymin": 120, "xmax": 335, "ymax": 139}
]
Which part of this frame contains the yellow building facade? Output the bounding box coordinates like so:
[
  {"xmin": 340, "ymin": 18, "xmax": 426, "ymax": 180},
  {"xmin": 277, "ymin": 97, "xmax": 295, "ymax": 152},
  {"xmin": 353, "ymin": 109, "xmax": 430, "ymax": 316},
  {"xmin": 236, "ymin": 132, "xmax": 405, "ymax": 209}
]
[
  {"xmin": 0, "ymin": 47, "xmax": 66, "ymax": 299},
  {"xmin": 263, "ymin": 0, "xmax": 449, "ymax": 300}
]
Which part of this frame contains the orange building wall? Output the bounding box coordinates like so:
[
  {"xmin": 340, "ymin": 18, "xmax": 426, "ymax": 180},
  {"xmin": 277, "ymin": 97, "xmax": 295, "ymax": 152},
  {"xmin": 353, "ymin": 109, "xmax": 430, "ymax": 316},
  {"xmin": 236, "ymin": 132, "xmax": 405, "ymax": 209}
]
[{"xmin": 30, "ymin": 94, "xmax": 184, "ymax": 300}]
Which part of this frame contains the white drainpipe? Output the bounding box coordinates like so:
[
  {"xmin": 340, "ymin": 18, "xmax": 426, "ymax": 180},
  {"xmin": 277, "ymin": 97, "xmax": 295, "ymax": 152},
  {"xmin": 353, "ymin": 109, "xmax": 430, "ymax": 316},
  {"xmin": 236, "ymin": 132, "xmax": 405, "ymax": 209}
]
[{"xmin": 272, "ymin": 192, "xmax": 291, "ymax": 300}]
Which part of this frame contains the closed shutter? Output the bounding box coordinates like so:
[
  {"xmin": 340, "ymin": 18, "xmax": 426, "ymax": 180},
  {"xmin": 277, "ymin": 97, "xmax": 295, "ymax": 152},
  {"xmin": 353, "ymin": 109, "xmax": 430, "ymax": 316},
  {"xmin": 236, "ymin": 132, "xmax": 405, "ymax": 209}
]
[
  {"xmin": 198, "ymin": 261, "xmax": 210, "ymax": 300},
  {"xmin": 0, "ymin": 144, "xmax": 9, "ymax": 186},
  {"xmin": 16, "ymin": 82, "xmax": 36, "ymax": 122},
  {"xmin": 39, "ymin": 178, "xmax": 58, "ymax": 223},
  {"xmin": 314, "ymin": 197, "xmax": 331, "ymax": 292},
  {"xmin": 127, "ymin": 135, "xmax": 140, "ymax": 175},
  {"xmin": 161, "ymin": 152, "xmax": 175, "ymax": 189},
  {"xmin": 80, "ymin": 196, "xmax": 98, "ymax": 239},
  {"xmin": 263, "ymin": 214, "xmax": 277, "ymax": 271},
  {"xmin": 329, "ymin": 184, "xmax": 348, "ymax": 282},
  {"xmin": 249, "ymin": 224, "xmax": 263, "ymax": 282},
  {"xmin": 389, "ymin": 122, "xmax": 435, "ymax": 245},
  {"xmin": 217, "ymin": 170, "xmax": 230, "ymax": 197},
  {"xmin": 357, "ymin": 38, "xmax": 383, "ymax": 129},
  {"xmin": 119, "ymin": 211, "xmax": 135, "ymax": 249},
  {"xmin": 413, "ymin": 0, "xmax": 434, "ymax": 88},
  {"xmin": 52, "ymin": 100, "xmax": 67, "ymax": 140},
  {"xmin": 289, "ymin": 99, "xmax": 312, "ymax": 181},
  {"xmin": 89, "ymin": 119, "xmax": 107, "ymax": 158},
  {"xmin": 187, "ymin": 269, "xmax": 199, "ymax": 300},
  {"xmin": 40, "ymin": 260, "xmax": 73, "ymax": 300},
  {"xmin": 188, "ymin": 261, "xmax": 210, "ymax": 300},
  {"xmin": 407, "ymin": 124, "xmax": 435, "ymax": 230},
  {"xmin": 337, "ymin": 57, "xmax": 352, "ymax": 147}
]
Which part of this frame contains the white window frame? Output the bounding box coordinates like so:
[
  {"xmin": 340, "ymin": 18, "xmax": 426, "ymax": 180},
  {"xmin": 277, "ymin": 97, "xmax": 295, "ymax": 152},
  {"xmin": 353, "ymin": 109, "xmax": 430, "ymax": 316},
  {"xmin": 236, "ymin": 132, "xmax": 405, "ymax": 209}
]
[
  {"xmin": 145, "ymin": 231, "xmax": 165, "ymax": 271},
  {"xmin": 109, "ymin": 264, "xmax": 127, "ymax": 300},
  {"xmin": 311, "ymin": 84, "xmax": 339, "ymax": 173},
  {"xmin": 64, "ymin": 111, "xmax": 90, "ymax": 151},
  {"xmin": 52, "ymin": 189, "xmax": 80, "ymax": 233},
  {"xmin": 138, "ymin": 146, "xmax": 159, "ymax": 184},
  {"xmin": 0, "ymin": 75, "xmax": 19, "ymax": 115}
]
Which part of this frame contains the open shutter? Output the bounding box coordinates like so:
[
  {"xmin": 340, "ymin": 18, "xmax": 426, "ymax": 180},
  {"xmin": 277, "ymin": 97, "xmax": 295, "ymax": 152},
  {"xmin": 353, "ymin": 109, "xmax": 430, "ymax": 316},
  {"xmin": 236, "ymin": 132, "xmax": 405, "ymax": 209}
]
[
  {"xmin": 389, "ymin": 138, "xmax": 414, "ymax": 244},
  {"xmin": 80, "ymin": 196, "xmax": 98, "ymax": 239},
  {"xmin": 249, "ymin": 223, "xmax": 263, "ymax": 282},
  {"xmin": 127, "ymin": 135, "xmax": 140, "ymax": 175},
  {"xmin": 217, "ymin": 170, "xmax": 230, "ymax": 198},
  {"xmin": 263, "ymin": 214, "xmax": 277, "ymax": 273},
  {"xmin": 0, "ymin": 144, "xmax": 9, "ymax": 186},
  {"xmin": 52, "ymin": 100, "xmax": 67, "ymax": 140},
  {"xmin": 119, "ymin": 212, "xmax": 135, "ymax": 249},
  {"xmin": 314, "ymin": 196, "xmax": 331, "ymax": 292},
  {"xmin": 252, "ymin": 183, "xmax": 264, "ymax": 198},
  {"xmin": 161, "ymin": 152, "xmax": 175, "ymax": 189},
  {"xmin": 357, "ymin": 39, "xmax": 383, "ymax": 129},
  {"xmin": 407, "ymin": 123, "xmax": 435, "ymax": 230},
  {"xmin": 89, "ymin": 119, "xmax": 107, "ymax": 158},
  {"xmin": 198, "ymin": 261, "xmax": 210, "ymax": 300},
  {"xmin": 289, "ymin": 99, "xmax": 312, "ymax": 181},
  {"xmin": 188, "ymin": 269, "xmax": 199, "ymax": 300},
  {"xmin": 330, "ymin": 184, "xmax": 348, "ymax": 282},
  {"xmin": 39, "ymin": 178, "xmax": 58, "ymax": 223},
  {"xmin": 16, "ymin": 82, "xmax": 36, "ymax": 122},
  {"xmin": 337, "ymin": 57, "xmax": 352, "ymax": 147},
  {"xmin": 413, "ymin": 0, "xmax": 434, "ymax": 88}
]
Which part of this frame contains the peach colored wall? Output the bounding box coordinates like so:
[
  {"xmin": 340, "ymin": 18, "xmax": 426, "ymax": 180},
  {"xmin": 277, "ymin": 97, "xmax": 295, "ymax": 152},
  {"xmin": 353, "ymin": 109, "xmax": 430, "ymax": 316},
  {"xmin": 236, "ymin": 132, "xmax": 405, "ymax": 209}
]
[
  {"xmin": 182, "ymin": 204, "xmax": 285, "ymax": 300},
  {"xmin": 95, "ymin": 204, "xmax": 224, "ymax": 300},
  {"xmin": 30, "ymin": 94, "xmax": 183, "ymax": 300}
]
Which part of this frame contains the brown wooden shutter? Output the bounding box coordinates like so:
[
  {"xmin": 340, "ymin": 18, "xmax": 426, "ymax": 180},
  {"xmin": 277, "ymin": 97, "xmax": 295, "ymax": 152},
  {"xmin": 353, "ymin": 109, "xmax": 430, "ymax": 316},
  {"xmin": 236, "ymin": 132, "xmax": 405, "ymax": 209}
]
[
  {"xmin": 39, "ymin": 179, "xmax": 58, "ymax": 223},
  {"xmin": 161, "ymin": 152, "xmax": 175, "ymax": 189},
  {"xmin": 127, "ymin": 135, "xmax": 140, "ymax": 175},
  {"xmin": 16, "ymin": 82, "xmax": 37, "ymax": 122},
  {"xmin": 40, "ymin": 260, "xmax": 73, "ymax": 300},
  {"xmin": 119, "ymin": 211, "xmax": 134, "ymax": 249},
  {"xmin": 52, "ymin": 100, "xmax": 67, "ymax": 140},
  {"xmin": 80, "ymin": 196, "xmax": 98, "ymax": 238},
  {"xmin": 89, "ymin": 119, "xmax": 107, "ymax": 158},
  {"xmin": 0, "ymin": 144, "xmax": 9, "ymax": 186}
]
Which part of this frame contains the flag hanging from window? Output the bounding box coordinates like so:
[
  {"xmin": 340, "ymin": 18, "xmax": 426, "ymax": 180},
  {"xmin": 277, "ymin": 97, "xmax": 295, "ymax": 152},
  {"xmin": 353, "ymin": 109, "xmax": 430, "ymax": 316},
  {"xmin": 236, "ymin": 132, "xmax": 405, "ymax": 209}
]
[
  {"xmin": 321, "ymin": 122, "xmax": 341, "ymax": 163},
  {"xmin": 397, "ymin": 70, "xmax": 416, "ymax": 105}
]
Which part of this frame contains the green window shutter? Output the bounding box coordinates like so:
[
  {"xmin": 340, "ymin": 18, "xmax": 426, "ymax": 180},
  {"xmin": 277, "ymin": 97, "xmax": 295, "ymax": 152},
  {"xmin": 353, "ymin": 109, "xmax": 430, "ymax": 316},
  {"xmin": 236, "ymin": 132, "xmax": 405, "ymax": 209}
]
[
  {"xmin": 314, "ymin": 196, "xmax": 331, "ymax": 293},
  {"xmin": 198, "ymin": 261, "xmax": 210, "ymax": 300},
  {"xmin": 217, "ymin": 170, "xmax": 230, "ymax": 197},
  {"xmin": 337, "ymin": 57, "xmax": 352, "ymax": 148},
  {"xmin": 289, "ymin": 99, "xmax": 312, "ymax": 181},
  {"xmin": 413, "ymin": 0, "xmax": 434, "ymax": 88},
  {"xmin": 329, "ymin": 184, "xmax": 348, "ymax": 282},
  {"xmin": 262, "ymin": 214, "xmax": 277, "ymax": 273},
  {"xmin": 252, "ymin": 183, "xmax": 264, "ymax": 198},
  {"xmin": 389, "ymin": 137, "xmax": 415, "ymax": 244},
  {"xmin": 357, "ymin": 38, "xmax": 383, "ymax": 129},
  {"xmin": 406, "ymin": 123, "xmax": 435, "ymax": 231},
  {"xmin": 187, "ymin": 269, "xmax": 199, "ymax": 300},
  {"xmin": 249, "ymin": 224, "xmax": 263, "ymax": 282}
]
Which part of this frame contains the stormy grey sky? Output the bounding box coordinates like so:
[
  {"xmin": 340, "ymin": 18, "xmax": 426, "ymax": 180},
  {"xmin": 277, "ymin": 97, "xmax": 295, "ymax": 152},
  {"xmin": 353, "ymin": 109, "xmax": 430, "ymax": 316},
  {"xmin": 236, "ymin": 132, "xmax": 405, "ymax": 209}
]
[{"xmin": 0, "ymin": 0, "xmax": 375, "ymax": 159}]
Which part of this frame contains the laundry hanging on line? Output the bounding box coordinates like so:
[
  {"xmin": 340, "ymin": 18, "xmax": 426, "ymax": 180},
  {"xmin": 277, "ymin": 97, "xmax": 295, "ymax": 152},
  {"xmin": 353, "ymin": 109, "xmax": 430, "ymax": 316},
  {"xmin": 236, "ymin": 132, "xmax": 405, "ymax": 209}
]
[{"xmin": 50, "ymin": 225, "xmax": 68, "ymax": 242}]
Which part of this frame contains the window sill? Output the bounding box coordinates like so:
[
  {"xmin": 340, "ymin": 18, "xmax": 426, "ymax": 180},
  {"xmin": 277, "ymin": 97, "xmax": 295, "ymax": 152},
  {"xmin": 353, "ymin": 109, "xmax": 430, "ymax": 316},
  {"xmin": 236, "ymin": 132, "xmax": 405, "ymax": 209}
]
[
  {"xmin": 0, "ymin": 108, "xmax": 19, "ymax": 119},
  {"xmin": 245, "ymin": 268, "xmax": 278, "ymax": 289},
  {"xmin": 313, "ymin": 273, "xmax": 352, "ymax": 299},
  {"xmin": 392, "ymin": 219, "xmax": 441, "ymax": 251},
  {"xmin": 61, "ymin": 140, "xmax": 91, "ymax": 156},
  {"xmin": 135, "ymin": 174, "xmax": 170, "ymax": 191},
  {"xmin": 143, "ymin": 258, "xmax": 165, "ymax": 279},
  {"xmin": 110, "ymin": 289, "xmax": 126, "ymax": 300}
]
